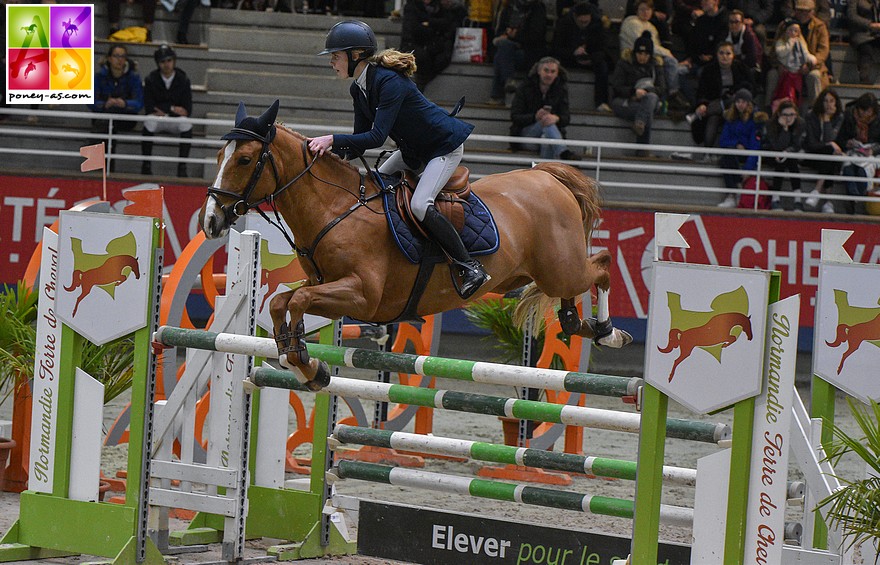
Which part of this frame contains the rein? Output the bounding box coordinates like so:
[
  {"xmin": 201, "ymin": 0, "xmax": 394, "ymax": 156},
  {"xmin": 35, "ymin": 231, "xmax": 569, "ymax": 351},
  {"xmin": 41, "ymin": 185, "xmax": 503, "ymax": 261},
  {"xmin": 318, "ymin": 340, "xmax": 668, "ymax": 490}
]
[{"xmin": 208, "ymin": 131, "xmax": 383, "ymax": 284}]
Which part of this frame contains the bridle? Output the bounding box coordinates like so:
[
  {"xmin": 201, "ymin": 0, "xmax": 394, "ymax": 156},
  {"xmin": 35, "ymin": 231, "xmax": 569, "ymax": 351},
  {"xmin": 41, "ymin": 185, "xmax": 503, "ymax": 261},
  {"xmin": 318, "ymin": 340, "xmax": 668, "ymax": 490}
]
[{"xmin": 206, "ymin": 125, "xmax": 318, "ymax": 252}]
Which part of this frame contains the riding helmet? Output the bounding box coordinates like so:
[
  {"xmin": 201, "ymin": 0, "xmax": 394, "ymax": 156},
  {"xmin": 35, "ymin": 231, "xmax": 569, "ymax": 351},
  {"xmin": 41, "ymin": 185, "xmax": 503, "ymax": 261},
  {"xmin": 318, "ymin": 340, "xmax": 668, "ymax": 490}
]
[{"xmin": 317, "ymin": 20, "xmax": 376, "ymax": 57}]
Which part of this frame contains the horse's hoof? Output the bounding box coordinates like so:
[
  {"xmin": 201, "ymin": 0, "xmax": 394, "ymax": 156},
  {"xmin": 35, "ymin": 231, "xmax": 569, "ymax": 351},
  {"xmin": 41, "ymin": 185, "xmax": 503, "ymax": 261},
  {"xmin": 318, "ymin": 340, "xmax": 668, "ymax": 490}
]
[
  {"xmin": 596, "ymin": 328, "xmax": 633, "ymax": 349},
  {"xmin": 304, "ymin": 360, "xmax": 331, "ymax": 392}
]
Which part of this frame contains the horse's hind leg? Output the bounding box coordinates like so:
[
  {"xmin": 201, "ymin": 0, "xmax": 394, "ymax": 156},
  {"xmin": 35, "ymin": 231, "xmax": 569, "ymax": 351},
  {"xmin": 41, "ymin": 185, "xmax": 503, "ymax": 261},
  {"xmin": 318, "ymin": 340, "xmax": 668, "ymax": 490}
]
[{"xmin": 558, "ymin": 287, "xmax": 633, "ymax": 348}]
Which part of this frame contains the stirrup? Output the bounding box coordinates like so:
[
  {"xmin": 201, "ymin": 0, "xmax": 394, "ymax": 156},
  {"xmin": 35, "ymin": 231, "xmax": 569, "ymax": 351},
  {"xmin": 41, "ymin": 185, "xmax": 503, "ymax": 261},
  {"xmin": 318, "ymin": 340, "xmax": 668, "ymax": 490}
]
[{"xmin": 452, "ymin": 260, "xmax": 490, "ymax": 299}]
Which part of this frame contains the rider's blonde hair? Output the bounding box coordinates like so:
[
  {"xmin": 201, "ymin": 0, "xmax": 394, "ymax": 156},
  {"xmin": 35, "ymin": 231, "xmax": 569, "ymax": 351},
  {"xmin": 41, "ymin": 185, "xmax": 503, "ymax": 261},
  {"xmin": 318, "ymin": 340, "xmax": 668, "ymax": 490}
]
[{"xmin": 369, "ymin": 49, "xmax": 417, "ymax": 77}]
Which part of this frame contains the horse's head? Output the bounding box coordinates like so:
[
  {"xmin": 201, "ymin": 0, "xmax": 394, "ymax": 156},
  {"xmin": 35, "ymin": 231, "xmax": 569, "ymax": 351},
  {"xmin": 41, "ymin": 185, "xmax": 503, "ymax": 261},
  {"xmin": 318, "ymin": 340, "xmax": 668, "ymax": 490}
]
[{"xmin": 200, "ymin": 99, "xmax": 282, "ymax": 239}]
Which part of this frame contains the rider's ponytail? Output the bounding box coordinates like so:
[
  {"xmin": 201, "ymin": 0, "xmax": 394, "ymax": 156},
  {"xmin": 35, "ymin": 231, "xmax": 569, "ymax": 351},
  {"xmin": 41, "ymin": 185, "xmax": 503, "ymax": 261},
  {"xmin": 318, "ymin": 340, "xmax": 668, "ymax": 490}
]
[{"xmin": 370, "ymin": 49, "xmax": 416, "ymax": 77}]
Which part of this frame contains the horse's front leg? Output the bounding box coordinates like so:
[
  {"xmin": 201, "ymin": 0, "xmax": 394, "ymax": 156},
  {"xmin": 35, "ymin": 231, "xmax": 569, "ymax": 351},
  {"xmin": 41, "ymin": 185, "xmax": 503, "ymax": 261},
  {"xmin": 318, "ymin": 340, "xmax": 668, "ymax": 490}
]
[
  {"xmin": 557, "ymin": 251, "xmax": 632, "ymax": 348},
  {"xmin": 269, "ymin": 276, "xmax": 371, "ymax": 391}
]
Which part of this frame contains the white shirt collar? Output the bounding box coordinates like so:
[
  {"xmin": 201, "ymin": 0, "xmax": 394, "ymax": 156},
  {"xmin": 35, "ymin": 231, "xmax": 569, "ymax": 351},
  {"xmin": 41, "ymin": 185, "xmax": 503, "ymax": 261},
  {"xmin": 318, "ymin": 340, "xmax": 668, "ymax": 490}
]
[{"xmin": 355, "ymin": 64, "xmax": 368, "ymax": 96}]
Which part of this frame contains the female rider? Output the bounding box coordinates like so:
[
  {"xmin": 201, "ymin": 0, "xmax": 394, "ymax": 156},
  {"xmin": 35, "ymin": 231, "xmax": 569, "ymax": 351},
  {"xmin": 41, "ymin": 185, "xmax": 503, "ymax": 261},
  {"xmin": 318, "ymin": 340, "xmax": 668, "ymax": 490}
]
[{"xmin": 308, "ymin": 20, "xmax": 489, "ymax": 300}]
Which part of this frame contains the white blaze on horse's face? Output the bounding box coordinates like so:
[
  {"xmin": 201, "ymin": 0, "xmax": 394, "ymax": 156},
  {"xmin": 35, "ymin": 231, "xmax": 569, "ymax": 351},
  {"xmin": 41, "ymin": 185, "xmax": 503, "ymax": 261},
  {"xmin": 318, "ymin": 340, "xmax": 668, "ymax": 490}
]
[{"xmin": 203, "ymin": 141, "xmax": 236, "ymax": 239}]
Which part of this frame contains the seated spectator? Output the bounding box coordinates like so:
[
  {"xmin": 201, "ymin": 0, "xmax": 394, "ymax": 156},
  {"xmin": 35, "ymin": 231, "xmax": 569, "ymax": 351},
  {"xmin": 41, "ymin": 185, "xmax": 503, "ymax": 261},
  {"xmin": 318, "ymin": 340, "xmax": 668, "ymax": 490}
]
[
  {"xmin": 89, "ymin": 44, "xmax": 144, "ymax": 136},
  {"xmin": 803, "ymin": 87, "xmax": 844, "ymax": 212},
  {"xmin": 682, "ymin": 0, "xmax": 728, "ymax": 72},
  {"xmin": 848, "ymin": 0, "xmax": 880, "ymax": 85},
  {"xmin": 509, "ymin": 57, "xmax": 582, "ymax": 161},
  {"xmin": 619, "ymin": 0, "xmax": 689, "ymax": 111},
  {"xmin": 550, "ymin": 2, "xmax": 611, "ymax": 109},
  {"xmin": 400, "ymin": 0, "xmax": 463, "ymax": 91},
  {"xmin": 767, "ymin": 0, "xmax": 829, "ymax": 112},
  {"xmin": 141, "ymin": 45, "xmax": 193, "ymax": 177},
  {"xmin": 724, "ymin": 10, "xmax": 763, "ymax": 77},
  {"xmin": 672, "ymin": 0, "xmax": 703, "ymax": 46},
  {"xmin": 107, "ymin": 0, "xmax": 156, "ymax": 41},
  {"xmin": 779, "ymin": 0, "xmax": 832, "ymax": 27},
  {"xmin": 762, "ymin": 99, "xmax": 806, "ymax": 210},
  {"xmin": 770, "ymin": 19, "xmax": 816, "ymax": 112},
  {"xmin": 488, "ymin": 0, "xmax": 547, "ymax": 105},
  {"xmin": 685, "ymin": 41, "xmax": 753, "ymax": 157},
  {"xmin": 726, "ymin": 0, "xmax": 773, "ymax": 47},
  {"xmin": 626, "ymin": 0, "xmax": 672, "ymax": 45},
  {"xmin": 609, "ymin": 31, "xmax": 666, "ymax": 155},
  {"xmin": 835, "ymin": 93, "xmax": 880, "ymax": 214},
  {"xmin": 717, "ymin": 88, "xmax": 766, "ymax": 207}
]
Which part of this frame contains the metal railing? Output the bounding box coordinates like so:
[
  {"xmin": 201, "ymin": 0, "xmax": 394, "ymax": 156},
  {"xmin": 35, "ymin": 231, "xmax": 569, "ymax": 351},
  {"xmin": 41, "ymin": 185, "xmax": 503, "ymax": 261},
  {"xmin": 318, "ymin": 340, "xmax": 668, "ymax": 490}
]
[{"xmin": 2, "ymin": 107, "xmax": 879, "ymax": 213}]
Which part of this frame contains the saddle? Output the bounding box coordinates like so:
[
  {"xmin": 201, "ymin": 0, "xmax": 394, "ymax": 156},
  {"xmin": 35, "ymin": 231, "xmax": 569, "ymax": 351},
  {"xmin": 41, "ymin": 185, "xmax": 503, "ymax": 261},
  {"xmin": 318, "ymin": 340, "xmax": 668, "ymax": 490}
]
[{"xmin": 394, "ymin": 166, "xmax": 472, "ymax": 235}]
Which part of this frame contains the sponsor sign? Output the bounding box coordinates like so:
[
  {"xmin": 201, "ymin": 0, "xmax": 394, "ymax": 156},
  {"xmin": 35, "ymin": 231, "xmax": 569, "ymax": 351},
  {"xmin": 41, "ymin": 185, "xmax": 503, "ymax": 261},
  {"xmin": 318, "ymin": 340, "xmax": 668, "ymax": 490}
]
[
  {"xmin": 6, "ymin": 4, "xmax": 94, "ymax": 104},
  {"xmin": 56, "ymin": 211, "xmax": 153, "ymax": 345},
  {"xmin": 813, "ymin": 262, "xmax": 880, "ymax": 403},
  {"xmin": 744, "ymin": 296, "xmax": 799, "ymax": 564},
  {"xmin": 28, "ymin": 227, "xmax": 61, "ymax": 493},
  {"xmin": 358, "ymin": 501, "xmax": 691, "ymax": 565},
  {"xmin": 645, "ymin": 262, "xmax": 770, "ymax": 413}
]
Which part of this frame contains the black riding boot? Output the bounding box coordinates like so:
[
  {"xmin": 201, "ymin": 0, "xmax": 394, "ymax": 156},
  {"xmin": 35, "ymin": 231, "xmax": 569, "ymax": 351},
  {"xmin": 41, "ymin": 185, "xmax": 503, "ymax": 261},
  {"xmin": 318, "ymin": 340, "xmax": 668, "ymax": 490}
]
[
  {"xmin": 141, "ymin": 130, "xmax": 153, "ymax": 175},
  {"xmin": 178, "ymin": 129, "xmax": 192, "ymax": 177},
  {"xmin": 420, "ymin": 205, "xmax": 489, "ymax": 299}
]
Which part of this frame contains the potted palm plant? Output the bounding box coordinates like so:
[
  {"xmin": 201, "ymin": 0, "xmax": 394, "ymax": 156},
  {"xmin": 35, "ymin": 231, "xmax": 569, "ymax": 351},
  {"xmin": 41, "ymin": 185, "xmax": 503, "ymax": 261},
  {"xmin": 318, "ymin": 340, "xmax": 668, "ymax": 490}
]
[{"xmin": 816, "ymin": 398, "xmax": 880, "ymax": 561}]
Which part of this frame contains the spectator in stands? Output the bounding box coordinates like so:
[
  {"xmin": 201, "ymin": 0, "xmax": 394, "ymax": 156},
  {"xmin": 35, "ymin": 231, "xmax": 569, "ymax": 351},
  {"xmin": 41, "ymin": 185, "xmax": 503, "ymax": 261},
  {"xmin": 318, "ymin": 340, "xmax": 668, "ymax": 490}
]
[
  {"xmin": 770, "ymin": 18, "xmax": 817, "ymax": 111},
  {"xmin": 848, "ymin": 0, "xmax": 880, "ymax": 84},
  {"xmin": 779, "ymin": 0, "xmax": 832, "ymax": 27},
  {"xmin": 488, "ymin": 0, "xmax": 548, "ymax": 105},
  {"xmin": 400, "ymin": 0, "xmax": 463, "ymax": 91},
  {"xmin": 767, "ymin": 0, "xmax": 830, "ymax": 112},
  {"xmin": 89, "ymin": 44, "xmax": 144, "ymax": 136},
  {"xmin": 141, "ymin": 45, "xmax": 193, "ymax": 177},
  {"xmin": 609, "ymin": 31, "xmax": 666, "ymax": 155},
  {"xmin": 683, "ymin": 41, "xmax": 753, "ymax": 159},
  {"xmin": 509, "ymin": 56, "xmax": 582, "ymax": 161},
  {"xmin": 626, "ymin": 0, "xmax": 672, "ymax": 45},
  {"xmin": 107, "ymin": 0, "xmax": 156, "ymax": 42},
  {"xmin": 716, "ymin": 88, "xmax": 766, "ymax": 207},
  {"xmin": 727, "ymin": 0, "xmax": 773, "ymax": 47},
  {"xmin": 835, "ymin": 92, "xmax": 880, "ymax": 214},
  {"xmin": 682, "ymin": 0, "xmax": 728, "ymax": 73},
  {"xmin": 763, "ymin": 99, "xmax": 806, "ymax": 210},
  {"xmin": 619, "ymin": 0, "xmax": 689, "ymax": 111},
  {"xmin": 176, "ymin": 0, "xmax": 201, "ymax": 44},
  {"xmin": 803, "ymin": 87, "xmax": 844, "ymax": 213},
  {"xmin": 672, "ymin": 0, "xmax": 702, "ymax": 46},
  {"xmin": 551, "ymin": 2, "xmax": 611, "ymax": 109},
  {"xmin": 724, "ymin": 10, "xmax": 763, "ymax": 77}
]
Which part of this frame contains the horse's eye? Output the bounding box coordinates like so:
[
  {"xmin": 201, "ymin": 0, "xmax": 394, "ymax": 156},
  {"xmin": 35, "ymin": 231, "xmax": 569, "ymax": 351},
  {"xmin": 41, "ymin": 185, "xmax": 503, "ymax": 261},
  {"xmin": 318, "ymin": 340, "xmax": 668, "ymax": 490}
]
[{"xmin": 237, "ymin": 156, "xmax": 252, "ymax": 166}]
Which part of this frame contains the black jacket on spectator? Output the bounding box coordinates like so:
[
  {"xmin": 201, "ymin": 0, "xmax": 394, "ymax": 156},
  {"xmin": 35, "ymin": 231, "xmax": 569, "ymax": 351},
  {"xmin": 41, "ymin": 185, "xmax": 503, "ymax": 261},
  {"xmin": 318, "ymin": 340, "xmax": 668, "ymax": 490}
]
[
  {"xmin": 550, "ymin": 3, "xmax": 607, "ymax": 67},
  {"xmin": 509, "ymin": 69, "xmax": 572, "ymax": 137},
  {"xmin": 727, "ymin": 0, "xmax": 773, "ymax": 26},
  {"xmin": 835, "ymin": 105, "xmax": 880, "ymax": 154},
  {"xmin": 609, "ymin": 54, "xmax": 668, "ymax": 100},
  {"xmin": 804, "ymin": 111, "xmax": 844, "ymax": 153},
  {"xmin": 694, "ymin": 59, "xmax": 753, "ymax": 107},
  {"xmin": 689, "ymin": 8, "xmax": 729, "ymax": 62},
  {"xmin": 763, "ymin": 116, "xmax": 805, "ymax": 152},
  {"xmin": 494, "ymin": 0, "xmax": 548, "ymax": 54},
  {"xmin": 400, "ymin": 0, "xmax": 462, "ymax": 89},
  {"xmin": 848, "ymin": 0, "xmax": 880, "ymax": 47},
  {"xmin": 144, "ymin": 68, "xmax": 192, "ymax": 117}
]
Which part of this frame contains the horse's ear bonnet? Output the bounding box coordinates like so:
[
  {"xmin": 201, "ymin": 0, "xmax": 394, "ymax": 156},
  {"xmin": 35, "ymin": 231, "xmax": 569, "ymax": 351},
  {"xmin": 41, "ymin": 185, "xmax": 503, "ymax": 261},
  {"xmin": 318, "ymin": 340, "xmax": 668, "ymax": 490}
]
[{"xmin": 221, "ymin": 99, "xmax": 279, "ymax": 142}]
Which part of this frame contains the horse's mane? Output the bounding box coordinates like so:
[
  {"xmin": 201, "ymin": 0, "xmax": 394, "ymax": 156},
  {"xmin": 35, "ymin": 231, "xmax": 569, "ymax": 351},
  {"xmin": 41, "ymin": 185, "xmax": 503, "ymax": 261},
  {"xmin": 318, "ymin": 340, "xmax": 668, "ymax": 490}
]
[{"xmin": 274, "ymin": 123, "xmax": 362, "ymax": 175}]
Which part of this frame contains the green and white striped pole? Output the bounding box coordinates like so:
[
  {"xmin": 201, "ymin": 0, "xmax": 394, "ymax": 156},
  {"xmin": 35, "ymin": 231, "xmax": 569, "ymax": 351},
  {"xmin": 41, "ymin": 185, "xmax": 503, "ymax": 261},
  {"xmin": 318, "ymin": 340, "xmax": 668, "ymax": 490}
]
[
  {"xmin": 331, "ymin": 424, "xmax": 698, "ymax": 486},
  {"xmin": 153, "ymin": 326, "xmax": 641, "ymax": 398},
  {"xmin": 253, "ymin": 367, "xmax": 728, "ymax": 444},
  {"xmin": 329, "ymin": 461, "xmax": 694, "ymax": 528}
]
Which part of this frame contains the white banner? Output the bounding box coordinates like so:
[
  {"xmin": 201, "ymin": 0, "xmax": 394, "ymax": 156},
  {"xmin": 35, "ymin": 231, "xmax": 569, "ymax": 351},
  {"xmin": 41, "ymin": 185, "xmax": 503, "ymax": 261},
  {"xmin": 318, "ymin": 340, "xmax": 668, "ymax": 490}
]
[
  {"xmin": 743, "ymin": 295, "xmax": 800, "ymax": 564},
  {"xmin": 28, "ymin": 228, "xmax": 62, "ymax": 493}
]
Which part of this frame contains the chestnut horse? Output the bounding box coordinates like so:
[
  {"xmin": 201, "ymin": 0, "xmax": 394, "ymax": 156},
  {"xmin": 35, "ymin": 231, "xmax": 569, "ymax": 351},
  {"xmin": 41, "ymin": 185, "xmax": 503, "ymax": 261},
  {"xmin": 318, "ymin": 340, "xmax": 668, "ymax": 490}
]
[
  {"xmin": 657, "ymin": 311, "xmax": 753, "ymax": 382},
  {"xmin": 199, "ymin": 101, "xmax": 631, "ymax": 390}
]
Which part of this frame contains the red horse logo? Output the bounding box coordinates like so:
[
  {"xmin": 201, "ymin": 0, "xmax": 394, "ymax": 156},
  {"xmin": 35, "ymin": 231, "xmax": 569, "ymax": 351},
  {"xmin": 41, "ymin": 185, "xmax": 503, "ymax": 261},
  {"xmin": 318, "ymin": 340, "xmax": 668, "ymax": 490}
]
[
  {"xmin": 658, "ymin": 311, "xmax": 753, "ymax": 383},
  {"xmin": 825, "ymin": 289, "xmax": 880, "ymax": 374},
  {"xmin": 64, "ymin": 254, "xmax": 140, "ymax": 317}
]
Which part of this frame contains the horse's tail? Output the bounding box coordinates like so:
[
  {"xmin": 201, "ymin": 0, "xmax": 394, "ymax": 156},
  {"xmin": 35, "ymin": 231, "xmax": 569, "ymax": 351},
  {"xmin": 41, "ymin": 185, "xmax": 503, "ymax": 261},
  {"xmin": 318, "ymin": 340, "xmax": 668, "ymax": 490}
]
[
  {"xmin": 657, "ymin": 329, "xmax": 681, "ymax": 353},
  {"xmin": 511, "ymin": 283, "xmax": 554, "ymax": 334},
  {"xmin": 825, "ymin": 324, "xmax": 849, "ymax": 348},
  {"xmin": 532, "ymin": 162, "xmax": 602, "ymax": 247}
]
